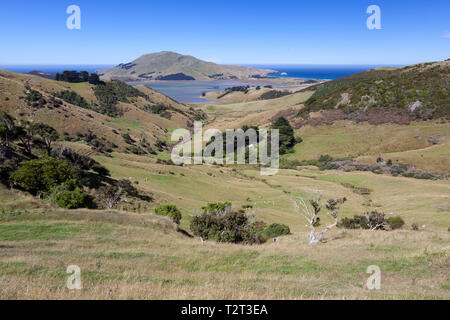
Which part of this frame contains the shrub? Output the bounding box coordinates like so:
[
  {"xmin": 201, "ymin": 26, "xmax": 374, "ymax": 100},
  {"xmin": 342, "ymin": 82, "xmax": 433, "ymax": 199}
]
[
  {"xmin": 122, "ymin": 133, "xmax": 134, "ymax": 144},
  {"xmin": 411, "ymin": 223, "xmax": 419, "ymax": 231},
  {"xmin": 190, "ymin": 203, "xmax": 267, "ymax": 245},
  {"xmin": 10, "ymin": 158, "xmax": 74, "ymax": 195},
  {"xmin": 49, "ymin": 180, "xmax": 95, "ymax": 209},
  {"xmin": 201, "ymin": 202, "xmax": 232, "ymax": 214},
  {"xmin": 261, "ymin": 223, "xmax": 291, "ymax": 238},
  {"xmin": 55, "ymin": 90, "xmax": 90, "ymax": 109},
  {"xmin": 387, "ymin": 216, "xmax": 405, "ymax": 230},
  {"xmin": 338, "ymin": 211, "xmax": 404, "ymax": 231},
  {"xmin": 149, "ymin": 104, "xmax": 168, "ymax": 115},
  {"xmin": 319, "ymin": 154, "xmax": 333, "ymax": 163},
  {"xmin": 338, "ymin": 211, "xmax": 384, "ymax": 230},
  {"xmin": 154, "ymin": 204, "xmax": 182, "ymax": 225}
]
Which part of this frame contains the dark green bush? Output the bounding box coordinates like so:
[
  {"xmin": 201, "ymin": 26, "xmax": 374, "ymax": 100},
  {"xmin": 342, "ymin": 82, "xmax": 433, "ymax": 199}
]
[
  {"xmin": 190, "ymin": 203, "xmax": 267, "ymax": 245},
  {"xmin": 338, "ymin": 211, "xmax": 404, "ymax": 231},
  {"xmin": 261, "ymin": 223, "xmax": 291, "ymax": 238},
  {"xmin": 10, "ymin": 158, "xmax": 74, "ymax": 195},
  {"xmin": 49, "ymin": 180, "xmax": 95, "ymax": 209},
  {"xmin": 387, "ymin": 216, "xmax": 405, "ymax": 230},
  {"xmin": 154, "ymin": 204, "xmax": 182, "ymax": 225}
]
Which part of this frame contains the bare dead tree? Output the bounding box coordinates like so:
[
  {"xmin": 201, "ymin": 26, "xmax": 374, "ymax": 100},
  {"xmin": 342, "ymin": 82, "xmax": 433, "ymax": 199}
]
[
  {"xmin": 98, "ymin": 185, "xmax": 123, "ymax": 209},
  {"xmin": 293, "ymin": 192, "xmax": 346, "ymax": 245}
]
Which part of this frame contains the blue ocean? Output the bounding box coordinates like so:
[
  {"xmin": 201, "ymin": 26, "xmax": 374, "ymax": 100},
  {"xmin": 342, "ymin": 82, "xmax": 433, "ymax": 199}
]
[
  {"xmin": 247, "ymin": 64, "xmax": 403, "ymax": 80},
  {"xmin": 0, "ymin": 64, "xmax": 402, "ymax": 80},
  {"xmin": 0, "ymin": 65, "xmax": 114, "ymax": 74}
]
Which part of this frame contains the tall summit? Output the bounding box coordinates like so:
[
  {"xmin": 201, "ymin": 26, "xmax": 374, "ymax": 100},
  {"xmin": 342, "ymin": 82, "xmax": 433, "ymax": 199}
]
[{"xmin": 97, "ymin": 51, "xmax": 277, "ymax": 81}]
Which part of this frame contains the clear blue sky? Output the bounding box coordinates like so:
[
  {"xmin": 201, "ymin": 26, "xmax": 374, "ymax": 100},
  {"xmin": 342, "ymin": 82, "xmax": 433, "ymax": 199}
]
[{"xmin": 0, "ymin": 0, "xmax": 449, "ymax": 65}]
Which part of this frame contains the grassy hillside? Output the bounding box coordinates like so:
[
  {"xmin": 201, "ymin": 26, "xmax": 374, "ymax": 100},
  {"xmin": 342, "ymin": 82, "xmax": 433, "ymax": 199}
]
[
  {"xmin": 297, "ymin": 60, "xmax": 449, "ymax": 124},
  {"xmin": 0, "ymin": 70, "xmax": 200, "ymax": 154},
  {"xmin": 286, "ymin": 121, "xmax": 450, "ymax": 172}
]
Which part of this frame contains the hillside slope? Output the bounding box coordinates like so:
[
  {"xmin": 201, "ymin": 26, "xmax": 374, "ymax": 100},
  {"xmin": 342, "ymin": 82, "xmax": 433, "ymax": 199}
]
[
  {"xmin": 295, "ymin": 60, "xmax": 449, "ymax": 126},
  {"xmin": 98, "ymin": 51, "xmax": 276, "ymax": 81},
  {"xmin": 0, "ymin": 70, "xmax": 201, "ymax": 154}
]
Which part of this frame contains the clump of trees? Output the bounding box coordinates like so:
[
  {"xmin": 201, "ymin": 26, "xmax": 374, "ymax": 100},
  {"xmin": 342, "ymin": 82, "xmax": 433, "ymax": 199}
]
[
  {"xmin": 271, "ymin": 117, "xmax": 297, "ymax": 155},
  {"xmin": 190, "ymin": 202, "xmax": 291, "ymax": 245},
  {"xmin": 338, "ymin": 211, "xmax": 405, "ymax": 231},
  {"xmin": 190, "ymin": 202, "xmax": 267, "ymax": 244},
  {"xmin": 218, "ymin": 86, "xmax": 250, "ymax": 99},
  {"xmin": 259, "ymin": 90, "xmax": 291, "ymax": 100},
  {"xmin": 0, "ymin": 112, "xmax": 59, "ymax": 155},
  {"xmin": 55, "ymin": 71, "xmax": 104, "ymax": 85},
  {"xmin": 92, "ymin": 80, "xmax": 146, "ymax": 117},
  {"xmin": 0, "ymin": 112, "xmax": 151, "ymax": 210},
  {"xmin": 24, "ymin": 88, "xmax": 47, "ymax": 108},
  {"xmin": 10, "ymin": 158, "xmax": 95, "ymax": 209},
  {"xmin": 30, "ymin": 123, "xmax": 59, "ymax": 155},
  {"xmin": 10, "ymin": 157, "xmax": 73, "ymax": 195},
  {"xmin": 54, "ymin": 90, "xmax": 90, "ymax": 109}
]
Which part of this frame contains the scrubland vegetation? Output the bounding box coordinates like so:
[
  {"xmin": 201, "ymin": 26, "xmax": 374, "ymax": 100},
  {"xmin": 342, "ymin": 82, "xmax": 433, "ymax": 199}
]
[{"xmin": 0, "ymin": 61, "xmax": 449, "ymax": 299}]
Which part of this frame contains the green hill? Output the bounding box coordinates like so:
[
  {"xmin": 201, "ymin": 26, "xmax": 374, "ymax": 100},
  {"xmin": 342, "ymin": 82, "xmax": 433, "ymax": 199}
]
[{"xmin": 296, "ymin": 60, "xmax": 449, "ymax": 125}]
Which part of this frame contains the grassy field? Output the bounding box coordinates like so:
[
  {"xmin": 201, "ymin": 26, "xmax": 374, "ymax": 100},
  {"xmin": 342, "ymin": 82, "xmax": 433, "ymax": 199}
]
[
  {"xmin": 287, "ymin": 121, "xmax": 450, "ymax": 172},
  {"xmin": 0, "ymin": 209, "xmax": 448, "ymax": 299},
  {"xmin": 1, "ymin": 153, "xmax": 449, "ymax": 299}
]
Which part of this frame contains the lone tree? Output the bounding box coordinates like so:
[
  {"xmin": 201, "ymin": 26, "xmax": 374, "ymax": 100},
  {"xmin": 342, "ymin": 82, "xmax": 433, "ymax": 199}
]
[
  {"xmin": 31, "ymin": 123, "xmax": 59, "ymax": 155},
  {"xmin": 293, "ymin": 192, "xmax": 346, "ymax": 245}
]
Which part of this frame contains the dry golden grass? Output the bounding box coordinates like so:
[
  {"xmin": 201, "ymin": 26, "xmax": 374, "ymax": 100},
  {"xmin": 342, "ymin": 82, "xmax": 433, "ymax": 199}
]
[{"xmin": 0, "ymin": 210, "xmax": 448, "ymax": 300}]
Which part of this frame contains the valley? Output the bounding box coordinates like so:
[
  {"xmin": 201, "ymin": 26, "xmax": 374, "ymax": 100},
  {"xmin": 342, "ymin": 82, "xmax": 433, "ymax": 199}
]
[{"xmin": 0, "ymin": 59, "xmax": 449, "ymax": 300}]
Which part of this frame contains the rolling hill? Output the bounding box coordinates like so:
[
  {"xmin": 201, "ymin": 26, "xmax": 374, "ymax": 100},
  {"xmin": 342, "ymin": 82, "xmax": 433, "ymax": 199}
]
[
  {"xmin": 0, "ymin": 70, "xmax": 202, "ymax": 155},
  {"xmin": 295, "ymin": 60, "xmax": 450, "ymax": 125},
  {"xmin": 97, "ymin": 51, "xmax": 277, "ymax": 81}
]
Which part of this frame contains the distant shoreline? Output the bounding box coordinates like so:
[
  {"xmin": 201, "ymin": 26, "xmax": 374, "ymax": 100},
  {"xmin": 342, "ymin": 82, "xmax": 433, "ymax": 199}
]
[
  {"xmin": 127, "ymin": 77, "xmax": 323, "ymax": 86},
  {"xmin": 132, "ymin": 78, "xmax": 322, "ymax": 103}
]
